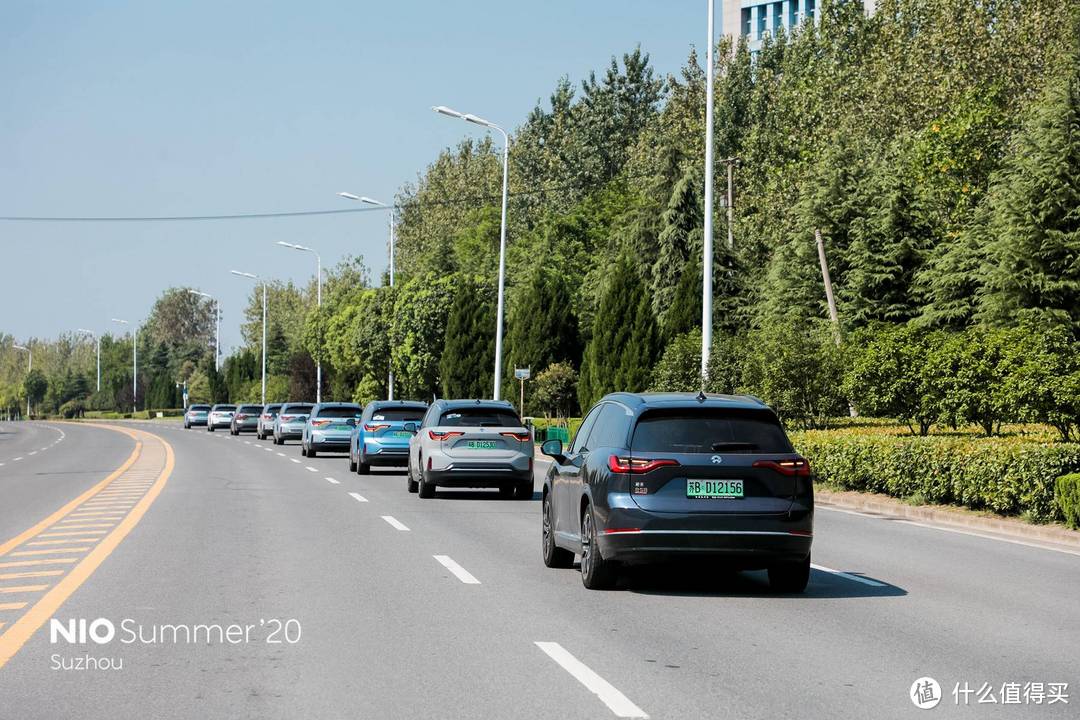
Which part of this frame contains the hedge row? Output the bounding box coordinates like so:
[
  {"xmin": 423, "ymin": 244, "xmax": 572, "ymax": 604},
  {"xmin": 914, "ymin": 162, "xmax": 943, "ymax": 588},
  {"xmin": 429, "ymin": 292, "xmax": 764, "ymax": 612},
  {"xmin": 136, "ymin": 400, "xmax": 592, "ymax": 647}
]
[
  {"xmin": 1057, "ymin": 474, "xmax": 1080, "ymax": 529},
  {"xmin": 791, "ymin": 431, "xmax": 1080, "ymax": 523}
]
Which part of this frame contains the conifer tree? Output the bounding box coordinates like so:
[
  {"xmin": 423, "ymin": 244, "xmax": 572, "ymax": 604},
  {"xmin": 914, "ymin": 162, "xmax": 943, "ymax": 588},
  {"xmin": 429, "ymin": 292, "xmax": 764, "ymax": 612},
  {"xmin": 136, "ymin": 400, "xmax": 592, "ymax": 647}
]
[{"xmin": 440, "ymin": 278, "xmax": 495, "ymax": 398}]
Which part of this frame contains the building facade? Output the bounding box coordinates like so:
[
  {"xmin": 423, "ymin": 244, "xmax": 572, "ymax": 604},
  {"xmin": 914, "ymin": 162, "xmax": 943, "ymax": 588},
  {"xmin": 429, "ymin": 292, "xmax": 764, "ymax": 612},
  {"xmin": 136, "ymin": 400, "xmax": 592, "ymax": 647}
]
[{"xmin": 722, "ymin": 0, "xmax": 876, "ymax": 52}]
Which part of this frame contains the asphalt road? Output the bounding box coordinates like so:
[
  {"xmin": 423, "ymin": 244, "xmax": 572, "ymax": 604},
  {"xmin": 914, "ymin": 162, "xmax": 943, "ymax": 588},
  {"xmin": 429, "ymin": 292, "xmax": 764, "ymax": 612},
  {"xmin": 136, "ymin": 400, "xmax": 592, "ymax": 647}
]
[{"xmin": 0, "ymin": 420, "xmax": 1077, "ymax": 719}]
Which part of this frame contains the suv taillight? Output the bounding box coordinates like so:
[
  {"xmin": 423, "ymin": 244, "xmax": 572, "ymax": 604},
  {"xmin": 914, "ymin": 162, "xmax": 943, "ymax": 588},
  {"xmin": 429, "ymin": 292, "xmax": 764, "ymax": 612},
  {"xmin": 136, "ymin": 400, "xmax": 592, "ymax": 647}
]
[
  {"xmin": 311, "ymin": 419, "xmax": 332, "ymax": 427},
  {"xmin": 365, "ymin": 423, "xmax": 390, "ymax": 432},
  {"xmin": 607, "ymin": 456, "xmax": 679, "ymax": 474},
  {"xmin": 752, "ymin": 458, "xmax": 811, "ymax": 477},
  {"xmin": 429, "ymin": 430, "xmax": 464, "ymax": 441},
  {"xmin": 501, "ymin": 431, "xmax": 530, "ymax": 442}
]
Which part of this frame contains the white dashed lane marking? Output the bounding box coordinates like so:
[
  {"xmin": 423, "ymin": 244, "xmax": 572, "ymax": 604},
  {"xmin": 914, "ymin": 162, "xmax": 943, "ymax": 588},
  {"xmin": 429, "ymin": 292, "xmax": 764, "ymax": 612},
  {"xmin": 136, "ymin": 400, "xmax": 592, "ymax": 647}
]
[
  {"xmin": 380, "ymin": 516, "xmax": 409, "ymax": 531},
  {"xmin": 325, "ymin": 477, "xmax": 340, "ymax": 484},
  {"xmin": 433, "ymin": 555, "xmax": 480, "ymax": 585},
  {"xmin": 348, "ymin": 492, "xmax": 367, "ymax": 502},
  {"xmin": 534, "ymin": 642, "xmax": 648, "ymax": 718}
]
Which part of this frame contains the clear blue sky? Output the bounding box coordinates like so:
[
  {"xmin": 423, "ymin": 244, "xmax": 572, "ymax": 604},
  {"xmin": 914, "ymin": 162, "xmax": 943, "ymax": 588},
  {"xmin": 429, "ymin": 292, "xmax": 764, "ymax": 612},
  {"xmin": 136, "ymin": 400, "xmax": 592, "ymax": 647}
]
[{"xmin": 1, "ymin": 0, "xmax": 707, "ymax": 353}]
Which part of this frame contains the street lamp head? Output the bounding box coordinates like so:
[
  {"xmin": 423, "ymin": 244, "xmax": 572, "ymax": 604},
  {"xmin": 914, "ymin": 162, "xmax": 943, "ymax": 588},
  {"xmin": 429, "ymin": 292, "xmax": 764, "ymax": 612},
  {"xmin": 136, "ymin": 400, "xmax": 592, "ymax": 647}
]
[
  {"xmin": 230, "ymin": 270, "xmax": 259, "ymax": 280},
  {"xmin": 277, "ymin": 241, "xmax": 313, "ymax": 253},
  {"xmin": 462, "ymin": 113, "xmax": 494, "ymax": 128},
  {"xmin": 432, "ymin": 105, "xmax": 463, "ymax": 119},
  {"xmin": 337, "ymin": 192, "xmax": 361, "ymax": 201},
  {"xmin": 359, "ymin": 196, "xmax": 386, "ymax": 207},
  {"xmin": 111, "ymin": 318, "xmax": 128, "ymax": 324}
]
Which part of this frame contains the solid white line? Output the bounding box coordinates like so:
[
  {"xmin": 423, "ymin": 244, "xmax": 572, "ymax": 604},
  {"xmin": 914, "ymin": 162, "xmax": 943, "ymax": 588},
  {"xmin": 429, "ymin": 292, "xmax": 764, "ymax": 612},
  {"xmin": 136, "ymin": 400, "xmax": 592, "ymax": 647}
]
[
  {"xmin": 305, "ymin": 466, "xmax": 318, "ymax": 473},
  {"xmin": 380, "ymin": 515, "xmax": 409, "ymax": 531},
  {"xmin": 895, "ymin": 519, "xmax": 1080, "ymax": 558},
  {"xmin": 348, "ymin": 492, "xmax": 367, "ymax": 502},
  {"xmin": 326, "ymin": 477, "xmax": 340, "ymax": 484},
  {"xmin": 819, "ymin": 505, "xmax": 1080, "ymax": 558},
  {"xmin": 433, "ymin": 555, "xmax": 480, "ymax": 584},
  {"xmin": 534, "ymin": 642, "xmax": 648, "ymax": 718},
  {"xmin": 810, "ymin": 563, "xmax": 886, "ymax": 587}
]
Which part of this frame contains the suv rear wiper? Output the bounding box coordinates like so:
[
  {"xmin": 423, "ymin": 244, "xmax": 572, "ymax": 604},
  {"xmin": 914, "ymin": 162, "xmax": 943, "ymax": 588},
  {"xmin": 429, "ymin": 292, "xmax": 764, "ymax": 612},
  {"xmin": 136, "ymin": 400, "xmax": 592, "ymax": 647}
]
[{"xmin": 710, "ymin": 441, "xmax": 757, "ymax": 452}]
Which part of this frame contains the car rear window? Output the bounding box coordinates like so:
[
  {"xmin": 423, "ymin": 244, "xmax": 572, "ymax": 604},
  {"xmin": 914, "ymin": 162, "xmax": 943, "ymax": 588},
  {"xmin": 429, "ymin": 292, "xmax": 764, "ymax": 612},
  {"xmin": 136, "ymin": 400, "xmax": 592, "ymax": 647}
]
[
  {"xmin": 630, "ymin": 409, "xmax": 793, "ymax": 454},
  {"xmin": 283, "ymin": 405, "xmax": 313, "ymax": 415},
  {"xmin": 372, "ymin": 408, "xmax": 426, "ymax": 421},
  {"xmin": 317, "ymin": 406, "xmax": 363, "ymax": 418},
  {"xmin": 439, "ymin": 407, "xmax": 521, "ymax": 427},
  {"xmin": 239, "ymin": 406, "xmax": 262, "ymax": 413},
  {"xmin": 190, "ymin": 406, "xmax": 210, "ymax": 411},
  {"xmin": 216, "ymin": 405, "xmax": 237, "ymax": 412},
  {"xmin": 265, "ymin": 405, "xmax": 282, "ymax": 413}
]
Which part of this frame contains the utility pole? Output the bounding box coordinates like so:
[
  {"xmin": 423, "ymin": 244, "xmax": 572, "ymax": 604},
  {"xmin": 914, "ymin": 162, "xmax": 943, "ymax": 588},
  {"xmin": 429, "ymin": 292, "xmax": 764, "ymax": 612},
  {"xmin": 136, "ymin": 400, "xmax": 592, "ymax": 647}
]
[
  {"xmin": 815, "ymin": 228, "xmax": 841, "ymax": 346},
  {"xmin": 701, "ymin": 0, "xmax": 716, "ymax": 385}
]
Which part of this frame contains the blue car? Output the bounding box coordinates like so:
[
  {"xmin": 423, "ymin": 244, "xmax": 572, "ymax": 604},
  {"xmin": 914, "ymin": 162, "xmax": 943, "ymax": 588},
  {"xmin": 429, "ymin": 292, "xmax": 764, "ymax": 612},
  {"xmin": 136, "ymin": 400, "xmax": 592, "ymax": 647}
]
[
  {"xmin": 349, "ymin": 400, "xmax": 428, "ymax": 474},
  {"xmin": 301, "ymin": 403, "xmax": 364, "ymax": 458}
]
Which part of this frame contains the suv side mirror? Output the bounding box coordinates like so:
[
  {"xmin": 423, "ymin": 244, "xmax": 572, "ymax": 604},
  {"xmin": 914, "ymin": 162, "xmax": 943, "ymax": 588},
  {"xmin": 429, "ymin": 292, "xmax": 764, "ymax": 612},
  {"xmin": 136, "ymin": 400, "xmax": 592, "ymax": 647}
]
[
  {"xmin": 541, "ymin": 439, "xmax": 564, "ymax": 461},
  {"xmin": 403, "ymin": 422, "xmax": 418, "ymax": 434}
]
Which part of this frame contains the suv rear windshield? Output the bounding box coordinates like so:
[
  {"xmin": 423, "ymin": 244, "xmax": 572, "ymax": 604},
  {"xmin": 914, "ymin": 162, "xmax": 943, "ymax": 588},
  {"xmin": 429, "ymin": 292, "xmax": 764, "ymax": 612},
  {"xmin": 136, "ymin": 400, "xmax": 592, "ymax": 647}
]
[
  {"xmin": 189, "ymin": 405, "xmax": 210, "ymax": 412},
  {"xmin": 215, "ymin": 405, "xmax": 237, "ymax": 412},
  {"xmin": 372, "ymin": 407, "xmax": 426, "ymax": 422},
  {"xmin": 238, "ymin": 405, "xmax": 262, "ymax": 413},
  {"xmin": 317, "ymin": 406, "xmax": 363, "ymax": 418},
  {"xmin": 264, "ymin": 405, "xmax": 282, "ymax": 413},
  {"xmin": 439, "ymin": 407, "xmax": 521, "ymax": 427},
  {"xmin": 282, "ymin": 405, "xmax": 313, "ymax": 415},
  {"xmin": 631, "ymin": 409, "xmax": 793, "ymax": 454}
]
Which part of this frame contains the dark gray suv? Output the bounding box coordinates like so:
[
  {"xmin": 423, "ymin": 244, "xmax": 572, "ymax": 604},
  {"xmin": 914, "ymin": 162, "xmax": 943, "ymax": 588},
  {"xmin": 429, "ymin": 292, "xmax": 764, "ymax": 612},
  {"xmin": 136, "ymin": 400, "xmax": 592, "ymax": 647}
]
[{"xmin": 540, "ymin": 392, "xmax": 813, "ymax": 591}]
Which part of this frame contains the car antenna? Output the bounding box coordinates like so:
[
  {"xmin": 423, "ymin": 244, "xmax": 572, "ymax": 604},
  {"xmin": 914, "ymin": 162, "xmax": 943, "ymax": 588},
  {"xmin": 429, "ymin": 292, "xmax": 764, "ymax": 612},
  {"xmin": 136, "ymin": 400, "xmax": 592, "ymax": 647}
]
[{"xmin": 696, "ymin": 390, "xmax": 707, "ymax": 403}]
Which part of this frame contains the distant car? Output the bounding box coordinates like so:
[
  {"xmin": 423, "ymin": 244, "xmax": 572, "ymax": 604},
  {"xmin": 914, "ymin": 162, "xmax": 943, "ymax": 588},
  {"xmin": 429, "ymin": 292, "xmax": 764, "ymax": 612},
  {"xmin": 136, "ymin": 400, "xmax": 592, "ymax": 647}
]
[
  {"xmin": 229, "ymin": 404, "xmax": 263, "ymax": 435},
  {"xmin": 349, "ymin": 400, "xmax": 427, "ymax": 474},
  {"xmin": 301, "ymin": 403, "xmax": 363, "ymax": 457},
  {"xmin": 407, "ymin": 399, "xmax": 533, "ymax": 500},
  {"xmin": 256, "ymin": 403, "xmax": 282, "ymax": 440},
  {"xmin": 540, "ymin": 392, "xmax": 814, "ymax": 591},
  {"xmin": 206, "ymin": 404, "xmax": 237, "ymax": 432},
  {"xmin": 183, "ymin": 404, "xmax": 211, "ymax": 429},
  {"xmin": 272, "ymin": 402, "xmax": 313, "ymax": 445}
]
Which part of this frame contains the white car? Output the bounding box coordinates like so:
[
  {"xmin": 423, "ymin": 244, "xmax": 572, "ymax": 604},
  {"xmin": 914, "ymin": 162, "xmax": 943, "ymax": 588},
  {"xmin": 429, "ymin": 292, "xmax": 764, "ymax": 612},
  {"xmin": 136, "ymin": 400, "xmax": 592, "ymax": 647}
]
[
  {"xmin": 207, "ymin": 404, "xmax": 236, "ymax": 432},
  {"xmin": 407, "ymin": 399, "xmax": 533, "ymax": 500}
]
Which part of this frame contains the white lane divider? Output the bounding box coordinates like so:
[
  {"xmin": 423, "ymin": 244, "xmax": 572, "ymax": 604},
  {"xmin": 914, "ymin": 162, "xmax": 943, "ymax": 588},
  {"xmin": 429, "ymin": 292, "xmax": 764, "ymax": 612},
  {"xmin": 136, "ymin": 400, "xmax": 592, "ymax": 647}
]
[
  {"xmin": 276, "ymin": 453, "xmax": 286, "ymax": 457},
  {"xmin": 13, "ymin": 457, "xmax": 22, "ymax": 462},
  {"xmin": 534, "ymin": 642, "xmax": 648, "ymax": 718},
  {"xmin": 305, "ymin": 466, "xmax": 319, "ymax": 473},
  {"xmin": 28, "ymin": 451, "xmax": 36, "ymax": 456},
  {"xmin": 348, "ymin": 492, "xmax": 367, "ymax": 503},
  {"xmin": 810, "ymin": 563, "xmax": 886, "ymax": 587},
  {"xmin": 290, "ymin": 458, "xmax": 301, "ymax": 464},
  {"xmin": 380, "ymin": 515, "xmax": 410, "ymax": 531},
  {"xmin": 433, "ymin": 555, "xmax": 480, "ymax": 585},
  {"xmin": 326, "ymin": 477, "xmax": 340, "ymax": 485}
]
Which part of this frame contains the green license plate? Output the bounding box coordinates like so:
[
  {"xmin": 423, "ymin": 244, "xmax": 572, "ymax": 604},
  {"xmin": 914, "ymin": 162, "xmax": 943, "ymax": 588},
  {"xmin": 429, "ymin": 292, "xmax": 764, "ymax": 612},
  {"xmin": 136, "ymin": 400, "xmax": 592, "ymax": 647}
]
[
  {"xmin": 331, "ymin": 424, "xmax": 351, "ymax": 431},
  {"xmin": 686, "ymin": 479, "xmax": 744, "ymax": 498},
  {"xmin": 467, "ymin": 440, "xmax": 498, "ymax": 450},
  {"xmin": 392, "ymin": 431, "xmax": 412, "ymax": 438}
]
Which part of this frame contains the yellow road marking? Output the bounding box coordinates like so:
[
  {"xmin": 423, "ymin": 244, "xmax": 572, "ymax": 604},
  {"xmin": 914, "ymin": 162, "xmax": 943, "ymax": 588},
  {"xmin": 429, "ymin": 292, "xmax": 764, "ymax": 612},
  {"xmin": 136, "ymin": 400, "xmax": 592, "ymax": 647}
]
[
  {"xmin": 0, "ymin": 585, "xmax": 48, "ymax": 594},
  {"xmin": 25, "ymin": 538, "xmax": 97, "ymax": 546},
  {"xmin": 0, "ymin": 603, "xmax": 27, "ymax": 611},
  {"xmin": 0, "ymin": 571, "xmax": 64, "ymax": 581},
  {"xmin": 0, "ymin": 424, "xmax": 174, "ymax": 670},
  {"xmin": 0, "ymin": 559, "xmax": 78, "ymax": 569},
  {"xmin": 36, "ymin": 531, "xmax": 108, "ymax": 538},
  {"xmin": 10, "ymin": 548, "xmax": 90, "ymax": 556}
]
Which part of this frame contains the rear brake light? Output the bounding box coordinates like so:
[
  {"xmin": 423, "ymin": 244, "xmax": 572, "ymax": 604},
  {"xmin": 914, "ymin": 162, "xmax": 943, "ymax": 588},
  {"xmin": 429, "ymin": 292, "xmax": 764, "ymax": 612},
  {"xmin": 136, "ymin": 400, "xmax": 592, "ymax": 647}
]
[
  {"xmin": 236, "ymin": 414, "xmax": 247, "ymax": 420},
  {"xmin": 752, "ymin": 458, "xmax": 811, "ymax": 477},
  {"xmin": 500, "ymin": 431, "xmax": 530, "ymax": 442},
  {"xmin": 603, "ymin": 527, "xmax": 642, "ymax": 534},
  {"xmin": 312, "ymin": 419, "xmax": 332, "ymax": 427},
  {"xmin": 280, "ymin": 414, "xmax": 294, "ymax": 422},
  {"xmin": 365, "ymin": 423, "xmax": 390, "ymax": 432},
  {"xmin": 428, "ymin": 430, "xmax": 464, "ymax": 441},
  {"xmin": 607, "ymin": 456, "xmax": 679, "ymax": 474}
]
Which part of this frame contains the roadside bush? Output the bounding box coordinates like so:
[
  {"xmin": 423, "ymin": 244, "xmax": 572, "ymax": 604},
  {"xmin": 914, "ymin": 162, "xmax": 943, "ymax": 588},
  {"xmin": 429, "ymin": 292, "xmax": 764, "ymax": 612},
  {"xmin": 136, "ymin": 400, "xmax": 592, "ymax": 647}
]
[
  {"xmin": 58, "ymin": 399, "xmax": 85, "ymax": 419},
  {"xmin": 1056, "ymin": 474, "xmax": 1080, "ymax": 529},
  {"xmin": 792, "ymin": 431, "xmax": 1080, "ymax": 522}
]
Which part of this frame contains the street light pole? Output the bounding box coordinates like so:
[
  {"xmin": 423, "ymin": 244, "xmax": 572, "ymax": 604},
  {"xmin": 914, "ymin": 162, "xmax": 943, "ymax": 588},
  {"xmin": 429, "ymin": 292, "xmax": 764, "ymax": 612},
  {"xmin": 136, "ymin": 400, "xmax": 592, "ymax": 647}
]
[
  {"xmin": 188, "ymin": 290, "xmax": 220, "ymax": 371},
  {"xmin": 276, "ymin": 242, "xmax": 321, "ymax": 402},
  {"xmin": 231, "ymin": 270, "xmax": 267, "ymax": 405},
  {"xmin": 13, "ymin": 344, "xmax": 31, "ymax": 418},
  {"xmin": 432, "ymin": 105, "xmax": 510, "ymax": 401},
  {"xmin": 701, "ymin": 0, "xmax": 716, "ymax": 386},
  {"xmin": 337, "ymin": 191, "xmax": 396, "ymax": 400},
  {"xmin": 111, "ymin": 318, "xmax": 136, "ymax": 414},
  {"xmin": 77, "ymin": 329, "xmax": 100, "ymax": 392}
]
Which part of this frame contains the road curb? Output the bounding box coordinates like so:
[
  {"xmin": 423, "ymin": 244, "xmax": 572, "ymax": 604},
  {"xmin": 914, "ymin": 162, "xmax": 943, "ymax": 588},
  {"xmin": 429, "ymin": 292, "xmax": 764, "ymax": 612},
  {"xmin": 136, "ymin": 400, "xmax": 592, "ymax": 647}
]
[{"xmin": 814, "ymin": 485, "xmax": 1080, "ymax": 550}]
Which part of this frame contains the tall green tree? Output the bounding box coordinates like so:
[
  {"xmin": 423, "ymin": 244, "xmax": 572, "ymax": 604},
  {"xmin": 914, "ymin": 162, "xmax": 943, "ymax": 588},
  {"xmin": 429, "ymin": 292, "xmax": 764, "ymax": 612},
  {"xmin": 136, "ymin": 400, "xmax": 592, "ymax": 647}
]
[{"xmin": 440, "ymin": 278, "xmax": 496, "ymax": 398}]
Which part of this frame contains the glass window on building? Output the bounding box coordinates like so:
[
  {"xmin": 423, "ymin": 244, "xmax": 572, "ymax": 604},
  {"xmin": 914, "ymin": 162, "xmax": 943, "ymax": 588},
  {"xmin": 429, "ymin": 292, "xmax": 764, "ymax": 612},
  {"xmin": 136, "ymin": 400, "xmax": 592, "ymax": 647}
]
[
  {"xmin": 789, "ymin": 0, "xmax": 799, "ymax": 28},
  {"xmin": 806, "ymin": 0, "xmax": 816, "ymax": 21},
  {"xmin": 741, "ymin": 7, "xmax": 751, "ymax": 37},
  {"xmin": 756, "ymin": 5, "xmax": 767, "ymax": 38},
  {"xmin": 772, "ymin": 2, "xmax": 783, "ymax": 32}
]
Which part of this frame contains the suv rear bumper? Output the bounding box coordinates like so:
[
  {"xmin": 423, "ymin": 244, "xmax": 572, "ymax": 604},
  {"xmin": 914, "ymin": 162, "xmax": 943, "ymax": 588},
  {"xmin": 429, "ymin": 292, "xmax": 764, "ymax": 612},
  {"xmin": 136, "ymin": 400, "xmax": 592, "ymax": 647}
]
[
  {"xmin": 425, "ymin": 465, "xmax": 532, "ymax": 487},
  {"xmin": 596, "ymin": 501, "xmax": 812, "ymax": 567},
  {"xmin": 361, "ymin": 445, "xmax": 410, "ymax": 467}
]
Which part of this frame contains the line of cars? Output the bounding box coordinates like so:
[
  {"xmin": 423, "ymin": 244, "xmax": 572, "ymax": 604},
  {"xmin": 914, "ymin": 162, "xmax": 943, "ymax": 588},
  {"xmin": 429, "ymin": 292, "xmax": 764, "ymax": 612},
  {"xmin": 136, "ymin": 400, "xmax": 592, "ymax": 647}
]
[{"xmin": 183, "ymin": 391, "xmax": 814, "ymax": 593}]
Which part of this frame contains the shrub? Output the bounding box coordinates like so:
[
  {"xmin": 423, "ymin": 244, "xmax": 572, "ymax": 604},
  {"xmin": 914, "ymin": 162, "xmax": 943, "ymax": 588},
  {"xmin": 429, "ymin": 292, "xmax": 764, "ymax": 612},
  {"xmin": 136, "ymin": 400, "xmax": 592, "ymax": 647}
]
[
  {"xmin": 792, "ymin": 430, "xmax": 1080, "ymax": 523},
  {"xmin": 1056, "ymin": 474, "xmax": 1080, "ymax": 529}
]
